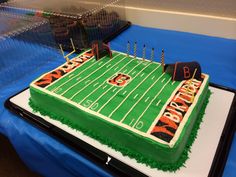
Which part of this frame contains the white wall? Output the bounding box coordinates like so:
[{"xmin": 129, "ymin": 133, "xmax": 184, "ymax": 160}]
[
  {"xmin": 124, "ymin": 0, "xmax": 236, "ymax": 40},
  {"xmin": 125, "ymin": 6, "xmax": 236, "ymax": 39}
]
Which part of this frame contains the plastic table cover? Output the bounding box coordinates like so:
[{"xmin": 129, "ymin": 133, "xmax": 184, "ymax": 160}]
[{"xmin": 0, "ymin": 25, "xmax": 236, "ymax": 177}]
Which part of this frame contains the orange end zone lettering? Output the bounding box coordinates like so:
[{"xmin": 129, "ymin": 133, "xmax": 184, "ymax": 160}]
[
  {"xmin": 151, "ymin": 77, "xmax": 203, "ymax": 143},
  {"xmin": 34, "ymin": 51, "xmax": 93, "ymax": 88}
]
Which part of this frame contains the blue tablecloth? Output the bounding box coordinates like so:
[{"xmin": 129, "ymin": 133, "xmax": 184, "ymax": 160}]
[{"xmin": 0, "ymin": 25, "xmax": 236, "ymax": 177}]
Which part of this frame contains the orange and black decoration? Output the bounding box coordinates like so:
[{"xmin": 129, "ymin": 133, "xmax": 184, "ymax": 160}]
[
  {"xmin": 34, "ymin": 51, "xmax": 93, "ymax": 88},
  {"xmin": 91, "ymin": 41, "xmax": 112, "ymax": 60},
  {"xmin": 108, "ymin": 73, "xmax": 131, "ymax": 87}
]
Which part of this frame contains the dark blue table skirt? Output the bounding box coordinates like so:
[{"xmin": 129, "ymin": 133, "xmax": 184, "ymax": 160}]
[{"xmin": 0, "ymin": 25, "xmax": 235, "ymax": 177}]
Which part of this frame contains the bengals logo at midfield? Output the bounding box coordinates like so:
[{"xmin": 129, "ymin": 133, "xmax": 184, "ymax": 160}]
[{"xmin": 108, "ymin": 73, "xmax": 131, "ymax": 87}]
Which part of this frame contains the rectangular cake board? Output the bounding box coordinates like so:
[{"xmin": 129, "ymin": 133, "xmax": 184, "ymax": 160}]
[{"xmin": 5, "ymin": 85, "xmax": 236, "ymax": 177}]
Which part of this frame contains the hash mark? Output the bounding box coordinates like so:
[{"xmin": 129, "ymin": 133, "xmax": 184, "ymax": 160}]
[
  {"xmin": 85, "ymin": 80, "xmax": 90, "ymax": 84},
  {"xmin": 145, "ymin": 97, "xmax": 149, "ymax": 102},
  {"xmin": 122, "ymin": 91, "xmax": 127, "ymax": 95},
  {"xmin": 134, "ymin": 94, "xmax": 139, "ymax": 99},
  {"xmin": 114, "ymin": 67, "xmax": 119, "ymax": 71},
  {"xmin": 113, "ymin": 88, "xmax": 117, "ymax": 92},
  {"xmin": 53, "ymin": 88, "xmax": 59, "ymax": 92},
  {"xmin": 132, "ymin": 71, "xmax": 136, "ymax": 75},
  {"xmin": 106, "ymin": 64, "xmax": 111, "ymax": 68},
  {"xmin": 151, "ymin": 76, "xmax": 155, "ymax": 80},
  {"xmin": 140, "ymin": 73, "xmax": 144, "ymax": 77},
  {"xmin": 98, "ymin": 62, "xmax": 103, "ymax": 66},
  {"xmin": 156, "ymin": 100, "xmax": 161, "ymax": 106},
  {"xmin": 123, "ymin": 69, "xmax": 127, "ymax": 73},
  {"xmin": 54, "ymin": 88, "xmax": 62, "ymax": 93},
  {"xmin": 93, "ymin": 82, "xmax": 99, "ymax": 87},
  {"xmin": 103, "ymin": 85, "xmax": 107, "ymax": 89},
  {"xmin": 172, "ymin": 81, "xmax": 176, "ymax": 85},
  {"xmin": 69, "ymin": 74, "xmax": 74, "ymax": 78},
  {"xmin": 76, "ymin": 77, "xmax": 81, "ymax": 81},
  {"xmin": 161, "ymin": 78, "xmax": 166, "ymax": 83}
]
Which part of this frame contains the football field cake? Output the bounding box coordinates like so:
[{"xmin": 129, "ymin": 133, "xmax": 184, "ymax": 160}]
[{"xmin": 29, "ymin": 49, "xmax": 210, "ymax": 171}]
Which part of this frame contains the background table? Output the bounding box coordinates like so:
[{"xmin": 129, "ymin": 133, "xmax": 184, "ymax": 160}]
[{"xmin": 0, "ymin": 25, "xmax": 236, "ymax": 177}]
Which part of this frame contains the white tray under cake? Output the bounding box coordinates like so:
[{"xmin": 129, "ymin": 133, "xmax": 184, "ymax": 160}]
[{"xmin": 10, "ymin": 86, "xmax": 235, "ymax": 177}]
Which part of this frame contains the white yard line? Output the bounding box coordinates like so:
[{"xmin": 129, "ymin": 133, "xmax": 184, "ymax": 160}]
[
  {"xmin": 77, "ymin": 57, "xmax": 136, "ymax": 104},
  {"xmin": 132, "ymin": 78, "xmax": 172, "ymax": 128},
  {"xmin": 120, "ymin": 72, "xmax": 165, "ymax": 123},
  {"xmin": 60, "ymin": 54, "xmax": 121, "ymax": 96},
  {"xmin": 70, "ymin": 55, "xmax": 126, "ymax": 100},
  {"xmin": 97, "ymin": 62, "xmax": 155, "ymax": 113},
  {"xmin": 109, "ymin": 65, "xmax": 161, "ymax": 118}
]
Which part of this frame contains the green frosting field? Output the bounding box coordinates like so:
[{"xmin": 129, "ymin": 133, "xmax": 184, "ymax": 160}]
[
  {"xmin": 29, "ymin": 82, "xmax": 209, "ymax": 171},
  {"xmin": 30, "ymin": 81, "xmax": 210, "ymax": 171}
]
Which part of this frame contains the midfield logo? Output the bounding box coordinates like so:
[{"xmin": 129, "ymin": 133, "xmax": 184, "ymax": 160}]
[{"xmin": 108, "ymin": 73, "xmax": 131, "ymax": 87}]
